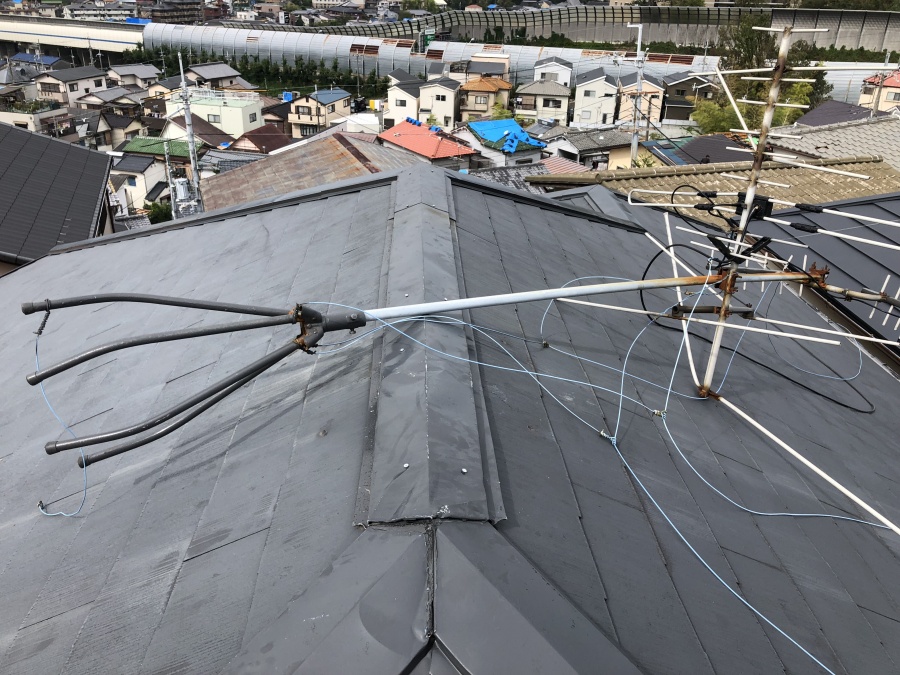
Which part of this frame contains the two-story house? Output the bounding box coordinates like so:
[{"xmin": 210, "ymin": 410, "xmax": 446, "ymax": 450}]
[
  {"xmin": 458, "ymin": 77, "xmax": 512, "ymax": 122},
  {"xmin": 533, "ymin": 56, "xmax": 573, "ymax": 88},
  {"xmin": 184, "ymin": 62, "xmax": 248, "ymax": 89},
  {"xmin": 454, "ymin": 119, "xmax": 546, "ymax": 167},
  {"xmin": 75, "ymin": 87, "xmax": 146, "ymax": 116},
  {"xmin": 617, "ymin": 72, "xmax": 665, "ymax": 127},
  {"xmin": 35, "ymin": 66, "xmax": 110, "ymax": 106},
  {"xmin": 514, "ymin": 80, "xmax": 571, "ymax": 126},
  {"xmin": 572, "ymin": 67, "xmax": 618, "ymax": 129},
  {"xmin": 660, "ymin": 71, "xmax": 717, "ymax": 122},
  {"xmin": 384, "ymin": 80, "xmax": 422, "ymax": 130},
  {"xmin": 288, "ymin": 88, "xmax": 352, "ymax": 137},
  {"xmin": 417, "ymin": 78, "xmax": 460, "ymax": 131},
  {"xmin": 860, "ymin": 70, "xmax": 900, "ymax": 113},
  {"xmin": 108, "ymin": 64, "xmax": 161, "ymax": 90}
]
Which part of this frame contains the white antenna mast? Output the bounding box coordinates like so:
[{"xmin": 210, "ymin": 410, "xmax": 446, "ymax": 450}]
[
  {"xmin": 627, "ymin": 23, "xmax": 644, "ymax": 168},
  {"xmin": 177, "ymin": 52, "xmax": 204, "ymax": 217}
]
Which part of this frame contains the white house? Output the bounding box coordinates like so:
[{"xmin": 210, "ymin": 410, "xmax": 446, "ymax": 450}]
[
  {"xmin": 384, "ymin": 80, "xmax": 422, "ymax": 129},
  {"xmin": 533, "ymin": 56, "xmax": 573, "ymax": 88},
  {"xmin": 166, "ymin": 89, "xmax": 264, "ymax": 139},
  {"xmin": 108, "ymin": 64, "xmax": 160, "ymax": 90},
  {"xmin": 617, "ymin": 72, "xmax": 665, "ymax": 126},
  {"xmin": 514, "ymin": 80, "xmax": 571, "ymax": 126},
  {"xmin": 417, "ymin": 78, "xmax": 460, "ymax": 131},
  {"xmin": 35, "ymin": 65, "xmax": 110, "ymax": 106},
  {"xmin": 572, "ymin": 67, "xmax": 618, "ymax": 129}
]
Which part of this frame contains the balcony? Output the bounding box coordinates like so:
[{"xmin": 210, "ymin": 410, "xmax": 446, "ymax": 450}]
[{"xmin": 0, "ymin": 99, "xmax": 59, "ymax": 114}]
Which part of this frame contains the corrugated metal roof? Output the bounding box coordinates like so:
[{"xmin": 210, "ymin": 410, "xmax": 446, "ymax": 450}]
[{"xmin": 0, "ymin": 122, "xmax": 109, "ymax": 263}]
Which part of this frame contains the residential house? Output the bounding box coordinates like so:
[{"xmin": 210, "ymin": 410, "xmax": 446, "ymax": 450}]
[
  {"xmin": 120, "ymin": 136, "xmax": 204, "ymax": 182},
  {"xmin": 144, "ymin": 76, "xmax": 197, "ymax": 117},
  {"xmin": 0, "ymin": 60, "xmax": 40, "ymax": 92},
  {"xmin": 92, "ymin": 112, "xmax": 143, "ymax": 151},
  {"xmin": 543, "ymin": 128, "xmax": 642, "ymax": 169},
  {"xmin": 161, "ymin": 115, "xmax": 235, "ymax": 150},
  {"xmin": 769, "ymin": 116, "xmax": 900, "ymax": 170},
  {"xmin": 617, "ymin": 72, "xmax": 664, "ymax": 127},
  {"xmin": 35, "ymin": 65, "xmax": 110, "ymax": 106},
  {"xmin": 288, "ymin": 88, "xmax": 353, "ymax": 137},
  {"xmin": 417, "ymin": 78, "xmax": 460, "ymax": 131},
  {"xmin": 109, "ymin": 152, "xmax": 169, "ymax": 212},
  {"xmin": 183, "ymin": 62, "xmax": 247, "ymax": 90},
  {"xmin": 455, "ymin": 118, "xmax": 545, "ymax": 167},
  {"xmin": 384, "ymin": 80, "xmax": 422, "ymax": 130},
  {"xmin": 9, "ymin": 52, "xmax": 70, "ymax": 70},
  {"xmin": 0, "ymin": 122, "xmax": 110, "ymax": 273},
  {"xmin": 5, "ymin": 164, "xmax": 900, "ymax": 675},
  {"xmin": 167, "ymin": 89, "xmax": 264, "ymax": 139},
  {"xmin": 458, "ymin": 77, "xmax": 512, "ymax": 122},
  {"xmin": 659, "ymin": 71, "xmax": 716, "ymax": 122},
  {"xmin": 533, "ymin": 56, "xmax": 573, "ymax": 88},
  {"xmin": 388, "ymin": 68, "xmax": 420, "ymax": 87},
  {"xmin": 467, "ymin": 52, "xmax": 510, "ymax": 81},
  {"xmin": 0, "ymin": 97, "xmax": 73, "ymax": 135},
  {"xmin": 262, "ymin": 100, "xmax": 292, "ymax": 135},
  {"xmin": 377, "ymin": 118, "xmax": 479, "ymax": 169},
  {"xmin": 107, "ymin": 64, "xmax": 161, "ymax": 90},
  {"xmin": 859, "ymin": 70, "xmax": 900, "ymax": 112},
  {"xmin": 572, "ymin": 67, "xmax": 618, "ymax": 129},
  {"xmin": 229, "ymin": 125, "xmax": 295, "ymax": 154},
  {"xmin": 200, "ymin": 132, "xmax": 423, "ymax": 210},
  {"xmin": 514, "ymin": 80, "xmax": 571, "ymax": 126},
  {"xmin": 75, "ymin": 87, "xmax": 147, "ymax": 116}
]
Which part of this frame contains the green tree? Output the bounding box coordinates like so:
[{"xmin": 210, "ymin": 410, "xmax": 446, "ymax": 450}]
[
  {"xmin": 691, "ymin": 99, "xmax": 741, "ymax": 134},
  {"xmin": 144, "ymin": 201, "xmax": 172, "ymax": 224},
  {"xmin": 491, "ymin": 102, "xmax": 512, "ymax": 119}
]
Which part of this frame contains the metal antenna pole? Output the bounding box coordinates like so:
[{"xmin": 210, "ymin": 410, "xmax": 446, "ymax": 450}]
[
  {"xmin": 871, "ymin": 51, "xmax": 891, "ymax": 118},
  {"xmin": 163, "ymin": 139, "xmax": 177, "ymax": 220},
  {"xmin": 627, "ymin": 23, "xmax": 644, "ymax": 167},
  {"xmin": 178, "ymin": 51, "xmax": 204, "ymax": 214},
  {"xmin": 699, "ymin": 26, "xmax": 794, "ymax": 397}
]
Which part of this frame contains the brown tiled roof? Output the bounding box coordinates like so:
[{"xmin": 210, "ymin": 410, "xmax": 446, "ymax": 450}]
[
  {"xmin": 526, "ymin": 155, "xmax": 900, "ymax": 227},
  {"xmin": 233, "ymin": 125, "xmax": 294, "ymax": 153},
  {"xmin": 169, "ymin": 115, "xmax": 234, "ymax": 148},
  {"xmin": 460, "ymin": 77, "xmax": 513, "ymax": 93},
  {"xmin": 540, "ymin": 156, "xmax": 589, "ymax": 174},
  {"xmin": 200, "ymin": 132, "xmax": 425, "ymax": 211},
  {"xmin": 378, "ymin": 121, "xmax": 477, "ymax": 160}
]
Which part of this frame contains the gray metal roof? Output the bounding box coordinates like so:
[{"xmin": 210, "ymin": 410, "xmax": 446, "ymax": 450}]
[
  {"xmin": 751, "ymin": 190, "xmax": 900, "ymax": 350},
  {"xmin": 466, "ymin": 60, "xmax": 507, "ymax": 75},
  {"xmin": 112, "ymin": 153, "xmax": 155, "ymax": 174},
  {"xmin": 421, "ymin": 76, "xmax": 461, "ymax": 91},
  {"xmin": 388, "ymin": 67, "xmax": 419, "ymax": 82},
  {"xmin": 574, "ymin": 66, "xmax": 608, "ymax": 87},
  {"xmin": 793, "ymin": 99, "xmax": 889, "ymax": 127},
  {"xmin": 36, "ymin": 65, "xmax": 106, "ymax": 83},
  {"xmin": 2, "ymin": 167, "xmax": 900, "ymax": 674},
  {"xmin": 516, "ymin": 79, "xmax": 572, "ymax": 96},
  {"xmin": 0, "ymin": 122, "xmax": 110, "ymax": 264},
  {"xmin": 185, "ymin": 61, "xmax": 241, "ymax": 81},
  {"xmin": 534, "ymin": 55, "xmax": 573, "ymax": 69},
  {"xmin": 109, "ymin": 64, "xmax": 161, "ymax": 79}
]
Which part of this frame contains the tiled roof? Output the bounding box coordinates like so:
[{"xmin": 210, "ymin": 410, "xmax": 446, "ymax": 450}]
[
  {"xmin": 154, "ymin": 75, "xmax": 197, "ymax": 91},
  {"xmin": 771, "ymin": 116, "xmax": 900, "ymax": 170},
  {"xmin": 186, "ymin": 61, "xmax": 241, "ymax": 80},
  {"xmin": 168, "ymin": 115, "xmax": 235, "ymax": 148},
  {"xmin": 561, "ymin": 129, "xmax": 633, "ymax": 152},
  {"xmin": 793, "ymin": 99, "xmax": 888, "ymax": 127},
  {"xmin": 527, "ymin": 155, "xmax": 900, "ymax": 227},
  {"xmin": 110, "ymin": 64, "xmax": 160, "ymax": 79},
  {"xmin": 863, "ymin": 69, "xmax": 900, "ymax": 87},
  {"xmin": 200, "ymin": 132, "xmax": 424, "ymax": 211},
  {"xmin": 11, "ymin": 52, "xmax": 62, "ymax": 66},
  {"xmin": 517, "ymin": 80, "xmax": 572, "ymax": 96},
  {"xmin": 378, "ymin": 120, "xmax": 477, "ymax": 159},
  {"xmin": 468, "ymin": 163, "xmax": 549, "ymax": 194},
  {"xmin": 233, "ymin": 125, "xmax": 294, "ymax": 153},
  {"xmin": 618, "ymin": 72, "xmax": 663, "ymax": 89},
  {"xmin": 112, "ymin": 153, "xmax": 155, "ymax": 173},
  {"xmin": 0, "ymin": 122, "xmax": 109, "ymax": 263},
  {"xmin": 77, "ymin": 86, "xmax": 137, "ymax": 103},
  {"xmin": 460, "ymin": 77, "xmax": 513, "ymax": 93},
  {"xmin": 540, "ymin": 155, "xmax": 589, "ymax": 174},
  {"xmin": 102, "ymin": 112, "xmax": 138, "ymax": 130}
]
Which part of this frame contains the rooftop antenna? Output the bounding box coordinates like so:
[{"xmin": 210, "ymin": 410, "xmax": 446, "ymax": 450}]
[
  {"xmin": 626, "ymin": 22, "xmax": 644, "ymax": 168},
  {"xmin": 870, "ymin": 51, "xmax": 892, "ymax": 119}
]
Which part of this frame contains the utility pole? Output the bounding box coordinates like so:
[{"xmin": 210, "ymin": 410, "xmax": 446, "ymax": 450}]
[
  {"xmin": 627, "ymin": 23, "xmax": 644, "ymax": 167},
  {"xmin": 871, "ymin": 51, "xmax": 891, "ymax": 118},
  {"xmin": 177, "ymin": 52, "xmax": 204, "ymax": 216},
  {"xmin": 163, "ymin": 140, "xmax": 177, "ymax": 221}
]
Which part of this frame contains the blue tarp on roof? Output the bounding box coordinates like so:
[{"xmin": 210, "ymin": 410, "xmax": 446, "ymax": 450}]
[
  {"xmin": 467, "ymin": 119, "xmax": 546, "ymax": 154},
  {"xmin": 309, "ymin": 88, "xmax": 352, "ymax": 105},
  {"xmin": 12, "ymin": 52, "xmax": 61, "ymax": 66}
]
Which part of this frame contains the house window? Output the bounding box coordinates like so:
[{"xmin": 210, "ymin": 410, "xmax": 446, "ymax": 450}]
[
  {"xmin": 208, "ymin": 114, "xmax": 221, "ymax": 123},
  {"xmin": 69, "ymin": 83, "xmax": 79, "ymax": 92},
  {"xmin": 704, "ymin": 92, "xmax": 713, "ymax": 99},
  {"xmin": 889, "ymin": 92, "xmax": 900, "ymax": 101},
  {"xmin": 249, "ymin": 112, "xmax": 257, "ymax": 122},
  {"xmin": 602, "ymin": 113, "xmax": 609, "ymax": 124},
  {"xmin": 675, "ymin": 88, "xmax": 686, "ymax": 96},
  {"xmin": 474, "ymin": 95, "xmax": 488, "ymax": 105},
  {"xmin": 444, "ymin": 116, "xmax": 451, "ymax": 126},
  {"xmin": 580, "ymin": 110, "xmax": 591, "ymax": 120},
  {"xmin": 126, "ymin": 176, "xmax": 137, "ymax": 187},
  {"xmin": 436, "ymin": 94, "xmax": 447, "ymax": 102},
  {"xmin": 40, "ymin": 83, "xmax": 60, "ymax": 93},
  {"xmin": 540, "ymin": 72, "xmax": 558, "ymax": 81},
  {"xmin": 94, "ymin": 79, "xmax": 103, "ymax": 87},
  {"xmin": 296, "ymin": 105, "xmax": 312, "ymax": 115},
  {"xmin": 343, "ymin": 99, "xmax": 350, "ymax": 107},
  {"xmin": 584, "ymin": 90, "xmax": 595, "ymax": 98},
  {"xmin": 515, "ymin": 158, "xmax": 533, "ymax": 165},
  {"xmin": 327, "ymin": 104, "xmax": 335, "ymax": 113},
  {"xmin": 395, "ymin": 99, "xmax": 407, "ymax": 107},
  {"xmin": 543, "ymin": 98, "xmax": 562, "ymax": 109}
]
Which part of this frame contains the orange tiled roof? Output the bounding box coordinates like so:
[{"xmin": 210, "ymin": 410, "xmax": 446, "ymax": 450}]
[
  {"xmin": 460, "ymin": 77, "xmax": 513, "ymax": 93},
  {"xmin": 864, "ymin": 70, "xmax": 900, "ymax": 88},
  {"xmin": 378, "ymin": 121, "xmax": 478, "ymax": 160}
]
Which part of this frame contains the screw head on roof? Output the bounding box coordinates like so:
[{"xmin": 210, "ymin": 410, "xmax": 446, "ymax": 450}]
[
  {"xmin": 461, "ymin": 468, "xmax": 468, "ymax": 474},
  {"xmin": 403, "ymin": 463, "xmax": 410, "ymax": 469}
]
